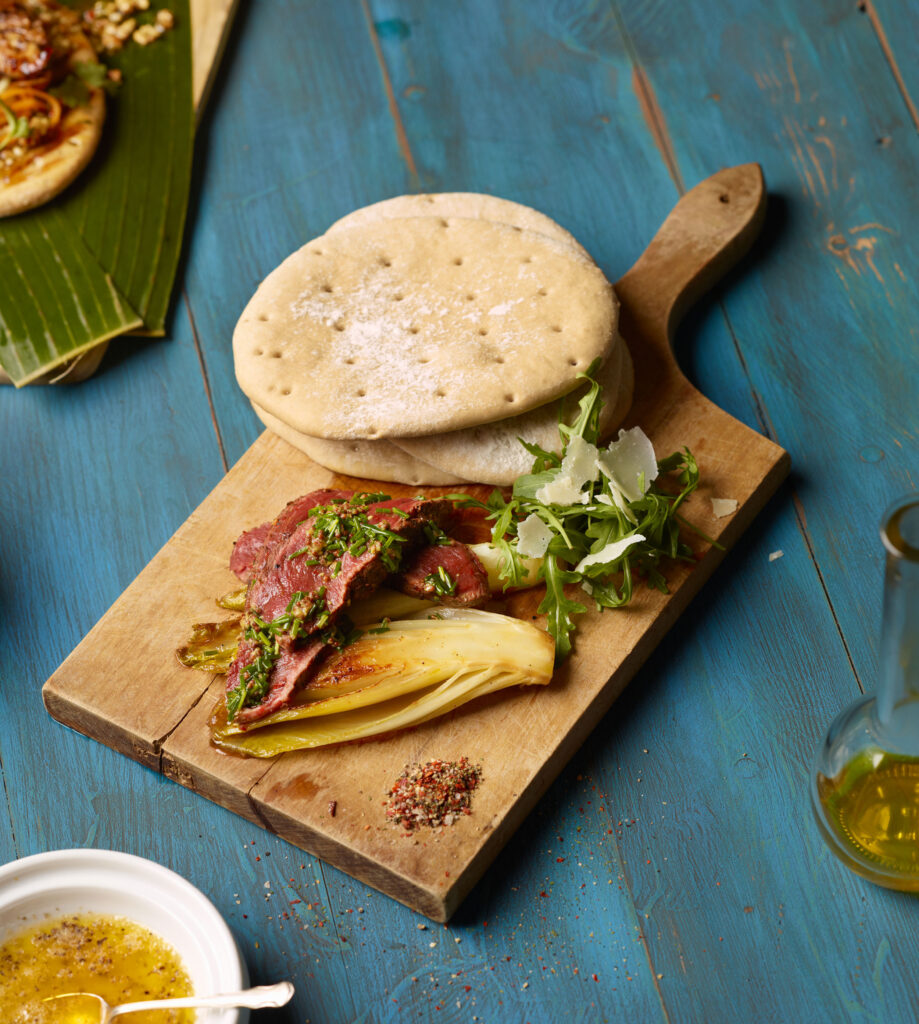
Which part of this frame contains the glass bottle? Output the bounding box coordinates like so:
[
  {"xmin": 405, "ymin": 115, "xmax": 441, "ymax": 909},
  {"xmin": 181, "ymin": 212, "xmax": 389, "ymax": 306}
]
[{"xmin": 811, "ymin": 493, "xmax": 919, "ymax": 889}]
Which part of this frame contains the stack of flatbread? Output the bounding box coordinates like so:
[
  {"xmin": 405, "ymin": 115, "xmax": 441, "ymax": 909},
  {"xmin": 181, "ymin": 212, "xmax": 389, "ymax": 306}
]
[{"xmin": 233, "ymin": 193, "xmax": 632, "ymax": 486}]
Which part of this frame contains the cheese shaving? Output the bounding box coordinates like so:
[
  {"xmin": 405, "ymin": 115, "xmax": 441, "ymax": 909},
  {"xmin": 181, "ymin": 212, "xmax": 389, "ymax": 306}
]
[
  {"xmin": 575, "ymin": 534, "xmax": 646, "ymax": 574},
  {"xmin": 516, "ymin": 514, "xmax": 554, "ymax": 558},
  {"xmin": 535, "ymin": 434, "xmax": 599, "ymax": 505},
  {"xmin": 596, "ymin": 427, "xmax": 658, "ymax": 502},
  {"xmin": 711, "ymin": 498, "xmax": 738, "ymax": 518}
]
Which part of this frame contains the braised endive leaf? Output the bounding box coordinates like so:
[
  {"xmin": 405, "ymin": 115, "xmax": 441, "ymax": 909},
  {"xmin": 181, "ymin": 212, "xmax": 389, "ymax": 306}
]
[
  {"xmin": 211, "ymin": 609, "xmax": 555, "ymax": 757},
  {"xmin": 0, "ymin": 0, "xmax": 193, "ymax": 385}
]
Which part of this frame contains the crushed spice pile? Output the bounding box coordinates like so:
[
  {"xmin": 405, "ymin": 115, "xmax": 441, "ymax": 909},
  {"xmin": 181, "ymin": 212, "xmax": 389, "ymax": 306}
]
[{"xmin": 386, "ymin": 758, "xmax": 483, "ymax": 832}]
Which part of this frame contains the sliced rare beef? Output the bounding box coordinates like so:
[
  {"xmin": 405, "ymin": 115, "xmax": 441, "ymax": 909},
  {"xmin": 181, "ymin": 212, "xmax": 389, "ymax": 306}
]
[
  {"xmin": 246, "ymin": 495, "xmax": 451, "ymax": 622},
  {"xmin": 229, "ymin": 521, "xmax": 272, "ymax": 579},
  {"xmin": 396, "ymin": 541, "xmax": 489, "ymax": 606},
  {"xmin": 227, "ymin": 634, "xmax": 328, "ymax": 725},
  {"xmin": 230, "ymin": 489, "xmax": 353, "ymax": 581},
  {"xmin": 225, "ymin": 490, "xmax": 453, "ymax": 723}
]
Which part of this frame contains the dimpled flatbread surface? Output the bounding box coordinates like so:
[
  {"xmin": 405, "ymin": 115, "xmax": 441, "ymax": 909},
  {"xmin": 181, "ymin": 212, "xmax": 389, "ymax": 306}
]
[
  {"xmin": 329, "ymin": 192, "xmax": 590, "ymax": 259},
  {"xmin": 394, "ymin": 335, "xmax": 634, "ymax": 485},
  {"xmin": 234, "ymin": 216, "xmax": 618, "ymax": 440},
  {"xmin": 251, "ymin": 402, "xmax": 468, "ymax": 486}
]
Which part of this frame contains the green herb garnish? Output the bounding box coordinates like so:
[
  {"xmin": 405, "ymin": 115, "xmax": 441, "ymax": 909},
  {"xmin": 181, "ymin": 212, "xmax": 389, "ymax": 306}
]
[
  {"xmin": 0, "ymin": 97, "xmax": 29, "ymax": 150},
  {"xmin": 296, "ymin": 500, "xmax": 410, "ymax": 575},
  {"xmin": 450, "ymin": 363, "xmax": 711, "ymax": 660},
  {"xmin": 424, "ymin": 566, "xmax": 458, "ymax": 598},
  {"xmin": 226, "ymin": 590, "xmax": 330, "ymax": 721}
]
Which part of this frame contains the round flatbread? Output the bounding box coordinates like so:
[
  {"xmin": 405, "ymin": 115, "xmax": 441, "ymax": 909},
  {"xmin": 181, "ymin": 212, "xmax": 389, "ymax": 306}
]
[
  {"xmin": 329, "ymin": 192, "xmax": 591, "ymax": 260},
  {"xmin": 252, "ymin": 402, "xmax": 468, "ymax": 486},
  {"xmin": 234, "ymin": 216, "xmax": 618, "ymax": 440},
  {"xmin": 0, "ymin": 3, "xmax": 105, "ymax": 218},
  {"xmin": 394, "ymin": 336, "xmax": 634, "ymax": 485}
]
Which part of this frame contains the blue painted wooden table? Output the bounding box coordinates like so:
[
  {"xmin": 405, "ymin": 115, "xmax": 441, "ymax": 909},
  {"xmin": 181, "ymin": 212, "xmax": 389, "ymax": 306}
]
[{"xmin": 3, "ymin": 1, "xmax": 918, "ymax": 1020}]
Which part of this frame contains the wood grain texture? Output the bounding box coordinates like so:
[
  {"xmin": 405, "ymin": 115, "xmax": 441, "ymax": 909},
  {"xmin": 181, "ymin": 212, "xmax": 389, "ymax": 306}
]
[
  {"xmin": 174, "ymin": 1, "xmax": 917, "ymax": 1017},
  {"xmin": 191, "ymin": 0, "xmax": 239, "ymax": 112},
  {"xmin": 3, "ymin": 1, "xmax": 919, "ymax": 1020},
  {"xmin": 43, "ymin": 165, "xmax": 788, "ymax": 920}
]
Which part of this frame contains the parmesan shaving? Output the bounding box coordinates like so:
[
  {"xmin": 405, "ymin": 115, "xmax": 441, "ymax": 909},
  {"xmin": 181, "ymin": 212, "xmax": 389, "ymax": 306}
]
[
  {"xmin": 535, "ymin": 434, "xmax": 599, "ymax": 505},
  {"xmin": 711, "ymin": 498, "xmax": 738, "ymax": 518},
  {"xmin": 575, "ymin": 534, "xmax": 646, "ymax": 573},
  {"xmin": 596, "ymin": 427, "xmax": 658, "ymax": 502},
  {"xmin": 609, "ymin": 482, "xmax": 639, "ymax": 524},
  {"xmin": 516, "ymin": 514, "xmax": 554, "ymax": 558}
]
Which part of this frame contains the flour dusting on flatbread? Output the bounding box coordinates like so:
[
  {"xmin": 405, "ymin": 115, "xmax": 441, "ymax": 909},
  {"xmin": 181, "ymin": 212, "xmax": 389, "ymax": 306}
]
[{"xmin": 234, "ymin": 216, "xmax": 618, "ymax": 440}]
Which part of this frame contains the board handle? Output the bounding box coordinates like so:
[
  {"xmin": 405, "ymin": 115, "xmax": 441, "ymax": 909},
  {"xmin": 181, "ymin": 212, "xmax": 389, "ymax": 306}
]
[{"xmin": 614, "ymin": 164, "xmax": 766, "ymax": 351}]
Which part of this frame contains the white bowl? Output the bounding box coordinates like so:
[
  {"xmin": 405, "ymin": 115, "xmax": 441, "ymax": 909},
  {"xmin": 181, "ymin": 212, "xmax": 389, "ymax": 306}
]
[{"xmin": 0, "ymin": 849, "xmax": 249, "ymax": 1023}]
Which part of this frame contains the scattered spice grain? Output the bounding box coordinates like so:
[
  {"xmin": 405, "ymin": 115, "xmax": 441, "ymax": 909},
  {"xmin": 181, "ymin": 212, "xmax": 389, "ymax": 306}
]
[{"xmin": 385, "ymin": 757, "xmax": 483, "ymax": 832}]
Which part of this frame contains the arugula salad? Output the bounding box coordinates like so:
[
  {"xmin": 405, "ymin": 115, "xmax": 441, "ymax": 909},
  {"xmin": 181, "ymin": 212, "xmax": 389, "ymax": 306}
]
[{"xmin": 456, "ymin": 363, "xmax": 705, "ymax": 659}]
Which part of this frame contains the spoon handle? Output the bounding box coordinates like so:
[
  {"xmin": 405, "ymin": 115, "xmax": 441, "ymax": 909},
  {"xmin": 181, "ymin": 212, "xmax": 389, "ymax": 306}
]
[{"xmin": 109, "ymin": 981, "xmax": 295, "ymax": 1018}]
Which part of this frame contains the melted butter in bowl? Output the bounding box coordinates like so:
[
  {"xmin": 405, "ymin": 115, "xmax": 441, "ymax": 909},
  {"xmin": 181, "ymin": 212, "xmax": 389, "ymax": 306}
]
[
  {"xmin": 0, "ymin": 912, "xmax": 194, "ymax": 1023},
  {"xmin": 0, "ymin": 850, "xmax": 247, "ymax": 1024}
]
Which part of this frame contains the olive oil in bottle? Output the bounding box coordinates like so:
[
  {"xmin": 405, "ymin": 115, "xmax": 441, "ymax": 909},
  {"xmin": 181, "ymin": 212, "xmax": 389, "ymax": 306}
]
[
  {"xmin": 812, "ymin": 496, "xmax": 919, "ymax": 890},
  {"xmin": 816, "ymin": 750, "xmax": 919, "ymax": 885}
]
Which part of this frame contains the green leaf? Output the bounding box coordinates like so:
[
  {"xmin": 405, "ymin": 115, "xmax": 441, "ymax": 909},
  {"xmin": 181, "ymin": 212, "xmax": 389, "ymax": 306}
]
[
  {"xmin": 74, "ymin": 60, "xmax": 119, "ymax": 92},
  {"xmin": 518, "ymin": 436, "xmax": 561, "ymax": 473},
  {"xmin": 537, "ymin": 556, "xmax": 586, "ymax": 660},
  {"xmin": 64, "ymin": 4, "xmax": 193, "ymax": 335},
  {"xmin": 48, "ymin": 74, "xmax": 91, "ymax": 108},
  {"xmin": 492, "ymin": 534, "xmax": 529, "ymax": 589},
  {"xmin": 558, "ymin": 358, "xmax": 604, "ymax": 446},
  {"xmin": 0, "ymin": 209, "xmax": 141, "ymax": 383},
  {"xmin": 512, "ymin": 469, "xmax": 557, "ymax": 500},
  {"xmin": 0, "ymin": 0, "xmax": 193, "ymax": 384},
  {"xmin": 588, "ymin": 562, "xmax": 633, "ymax": 609}
]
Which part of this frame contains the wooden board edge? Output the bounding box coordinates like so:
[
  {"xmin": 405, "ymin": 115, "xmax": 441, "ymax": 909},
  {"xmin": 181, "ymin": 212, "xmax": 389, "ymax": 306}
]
[
  {"xmin": 42, "ymin": 685, "xmax": 162, "ymax": 773},
  {"xmin": 148, "ymin": 442, "xmax": 790, "ymax": 921},
  {"xmin": 160, "ymin": 746, "xmax": 274, "ymax": 829},
  {"xmin": 192, "ymin": 0, "xmax": 241, "ymax": 116},
  {"xmin": 248, "ymin": 801, "xmax": 454, "ymax": 922},
  {"xmin": 436, "ymin": 443, "xmax": 792, "ymax": 919}
]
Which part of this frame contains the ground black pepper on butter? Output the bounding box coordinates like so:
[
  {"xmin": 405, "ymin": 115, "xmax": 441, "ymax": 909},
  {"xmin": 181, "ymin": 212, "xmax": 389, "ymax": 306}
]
[{"xmin": 0, "ymin": 912, "xmax": 193, "ymax": 1023}]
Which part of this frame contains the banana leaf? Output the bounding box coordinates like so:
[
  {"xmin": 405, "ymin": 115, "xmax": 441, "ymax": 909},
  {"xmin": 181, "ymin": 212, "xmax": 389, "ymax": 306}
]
[{"xmin": 0, "ymin": 0, "xmax": 193, "ymax": 386}]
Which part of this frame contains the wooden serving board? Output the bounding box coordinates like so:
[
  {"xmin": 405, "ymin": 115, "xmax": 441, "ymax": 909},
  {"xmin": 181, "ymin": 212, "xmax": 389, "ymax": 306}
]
[{"xmin": 43, "ymin": 165, "xmax": 789, "ymax": 921}]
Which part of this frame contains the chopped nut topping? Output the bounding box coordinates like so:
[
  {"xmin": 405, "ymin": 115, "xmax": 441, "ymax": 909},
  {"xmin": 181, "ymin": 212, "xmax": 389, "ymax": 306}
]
[{"xmin": 84, "ymin": 1, "xmax": 173, "ymax": 53}]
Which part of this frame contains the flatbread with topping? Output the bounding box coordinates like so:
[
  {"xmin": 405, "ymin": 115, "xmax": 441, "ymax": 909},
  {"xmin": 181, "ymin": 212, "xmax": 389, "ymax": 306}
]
[
  {"xmin": 0, "ymin": 0, "xmax": 105, "ymax": 218},
  {"xmin": 234, "ymin": 216, "xmax": 619, "ymax": 440}
]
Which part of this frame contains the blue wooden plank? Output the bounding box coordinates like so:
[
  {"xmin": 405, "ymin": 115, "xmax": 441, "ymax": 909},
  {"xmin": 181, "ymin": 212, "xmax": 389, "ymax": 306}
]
[
  {"xmin": 610, "ymin": 0, "xmax": 919, "ymax": 682},
  {"xmin": 583, "ymin": 0, "xmax": 919, "ymax": 1020},
  {"xmin": 183, "ymin": 0, "xmax": 419, "ymax": 467},
  {"xmin": 4, "ymin": 1, "xmax": 908, "ymax": 1022},
  {"xmin": 857, "ymin": 1, "xmax": 919, "ymax": 138}
]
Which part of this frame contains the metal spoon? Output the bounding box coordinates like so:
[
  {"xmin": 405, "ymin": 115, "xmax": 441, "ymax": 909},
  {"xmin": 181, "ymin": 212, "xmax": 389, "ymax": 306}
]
[{"xmin": 45, "ymin": 980, "xmax": 294, "ymax": 1022}]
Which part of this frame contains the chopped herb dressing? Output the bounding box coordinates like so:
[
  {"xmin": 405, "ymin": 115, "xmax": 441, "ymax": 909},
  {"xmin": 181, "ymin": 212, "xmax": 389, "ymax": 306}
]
[
  {"xmin": 287, "ymin": 494, "xmax": 410, "ymax": 576},
  {"xmin": 424, "ymin": 565, "xmax": 458, "ymax": 597}
]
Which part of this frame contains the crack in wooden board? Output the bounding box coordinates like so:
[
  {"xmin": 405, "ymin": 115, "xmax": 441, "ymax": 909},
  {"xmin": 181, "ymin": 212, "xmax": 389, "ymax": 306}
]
[{"xmin": 41, "ymin": 165, "xmax": 789, "ymax": 920}]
